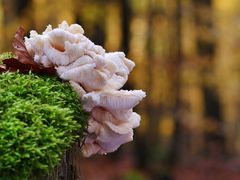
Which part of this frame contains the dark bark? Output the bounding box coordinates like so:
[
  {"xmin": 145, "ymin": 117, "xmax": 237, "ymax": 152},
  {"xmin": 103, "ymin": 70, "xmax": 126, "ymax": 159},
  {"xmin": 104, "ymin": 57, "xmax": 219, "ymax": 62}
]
[
  {"xmin": 45, "ymin": 144, "xmax": 82, "ymax": 180},
  {"xmin": 120, "ymin": 0, "xmax": 131, "ymax": 54},
  {"xmin": 169, "ymin": 0, "xmax": 182, "ymax": 160}
]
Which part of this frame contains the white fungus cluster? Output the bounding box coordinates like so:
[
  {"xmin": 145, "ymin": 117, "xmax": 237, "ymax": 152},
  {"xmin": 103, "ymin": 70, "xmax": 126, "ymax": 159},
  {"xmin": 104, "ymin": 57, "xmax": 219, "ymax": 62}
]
[{"xmin": 25, "ymin": 21, "xmax": 146, "ymax": 157}]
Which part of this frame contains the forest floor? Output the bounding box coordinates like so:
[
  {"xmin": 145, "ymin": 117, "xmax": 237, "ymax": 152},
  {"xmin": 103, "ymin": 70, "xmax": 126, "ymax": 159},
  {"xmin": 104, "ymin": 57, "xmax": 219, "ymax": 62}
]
[
  {"xmin": 172, "ymin": 157, "xmax": 240, "ymax": 180},
  {"xmin": 80, "ymin": 155, "xmax": 240, "ymax": 180}
]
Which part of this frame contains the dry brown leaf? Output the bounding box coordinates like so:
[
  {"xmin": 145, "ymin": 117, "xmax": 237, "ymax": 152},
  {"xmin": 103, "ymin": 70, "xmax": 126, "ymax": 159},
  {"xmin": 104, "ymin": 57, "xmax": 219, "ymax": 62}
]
[
  {"xmin": 0, "ymin": 27, "xmax": 56, "ymax": 75},
  {"xmin": 12, "ymin": 27, "xmax": 36, "ymax": 66},
  {"xmin": 3, "ymin": 58, "xmax": 29, "ymax": 72}
]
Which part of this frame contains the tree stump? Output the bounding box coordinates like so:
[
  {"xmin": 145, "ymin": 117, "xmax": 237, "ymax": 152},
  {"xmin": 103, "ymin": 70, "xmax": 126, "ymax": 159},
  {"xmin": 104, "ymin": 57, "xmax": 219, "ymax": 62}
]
[{"xmin": 46, "ymin": 143, "xmax": 82, "ymax": 180}]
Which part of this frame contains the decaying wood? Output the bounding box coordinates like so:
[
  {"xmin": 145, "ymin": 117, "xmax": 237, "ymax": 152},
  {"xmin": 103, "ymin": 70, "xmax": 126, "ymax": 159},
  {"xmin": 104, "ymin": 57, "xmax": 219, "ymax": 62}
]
[{"xmin": 44, "ymin": 143, "xmax": 82, "ymax": 180}]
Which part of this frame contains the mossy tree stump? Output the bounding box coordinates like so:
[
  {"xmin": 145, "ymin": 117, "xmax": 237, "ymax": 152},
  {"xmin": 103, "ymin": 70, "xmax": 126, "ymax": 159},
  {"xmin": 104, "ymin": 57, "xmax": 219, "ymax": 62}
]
[
  {"xmin": 45, "ymin": 144, "xmax": 82, "ymax": 180},
  {"xmin": 0, "ymin": 72, "xmax": 87, "ymax": 179}
]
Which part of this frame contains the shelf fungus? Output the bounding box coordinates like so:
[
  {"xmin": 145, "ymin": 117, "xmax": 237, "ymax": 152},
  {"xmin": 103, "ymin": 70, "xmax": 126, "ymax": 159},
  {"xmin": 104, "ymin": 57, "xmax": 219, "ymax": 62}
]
[{"xmin": 24, "ymin": 21, "xmax": 146, "ymax": 157}]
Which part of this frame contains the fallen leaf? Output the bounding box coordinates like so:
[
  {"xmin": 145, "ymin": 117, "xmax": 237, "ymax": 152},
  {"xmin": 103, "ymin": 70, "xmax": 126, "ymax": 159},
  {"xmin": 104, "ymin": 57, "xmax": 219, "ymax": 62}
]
[
  {"xmin": 12, "ymin": 27, "xmax": 36, "ymax": 66},
  {"xmin": 0, "ymin": 27, "xmax": 56, "ymax": 75}
]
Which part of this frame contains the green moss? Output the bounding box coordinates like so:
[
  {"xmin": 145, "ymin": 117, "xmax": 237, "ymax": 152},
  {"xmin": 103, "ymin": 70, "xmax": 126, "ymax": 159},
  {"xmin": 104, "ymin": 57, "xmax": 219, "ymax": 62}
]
[{"xmin": 0, "ymin": 72, "xmax": 88, "ymax": 179}]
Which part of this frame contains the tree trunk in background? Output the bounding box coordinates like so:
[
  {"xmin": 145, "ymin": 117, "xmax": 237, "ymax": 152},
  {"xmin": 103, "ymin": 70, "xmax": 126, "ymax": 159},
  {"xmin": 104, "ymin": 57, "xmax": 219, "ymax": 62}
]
[
  {"xmin": 131, "ymin": 0, "xmax": 184, "ymax": 178},
  {"xmin": 120, "ymin": 0, "xmax": 131, "ymax": 54},
  {"xmin": 214, "ymin": 0, "xmax": 240, "ymax": 155}
]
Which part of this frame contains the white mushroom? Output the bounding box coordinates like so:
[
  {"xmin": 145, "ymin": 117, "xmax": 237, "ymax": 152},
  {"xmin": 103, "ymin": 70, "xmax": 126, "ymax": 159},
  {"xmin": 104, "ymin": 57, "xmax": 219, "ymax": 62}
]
[
  {"xmin": 109, "ymin": 109, "xmax": 140, "ymax": 126},
  {"xmin": 69, "ymin": 81, "xmax": 86, "ymax": 98},
  {"xmin": 47, "ymin": 29, "xmax": 80, "ymax": 51},
  {"xmin": 82, "ymin": 117, "xmax": 133, "ymax": 157},
  {"xmin": 82, "ymin": 90, "xmax": 146, "ymax": 111},
  {"xmin": 64, "ymin": 41, "xmax": 85, "ymax": 63},
  {"xmin": 81, "ymin": 105, "xmax": 141, "ymax": 156},
  {"xmin": 42, "ymin": 41, "xmax": 70, "ymax": 66},
  {"xmin": 102, "ymin": 52, "xmax": 135, "ymax": 90},
  {"xmin": 91, "ymin": 108, "xmax": 132, "ymax": 134},
  {"xmin": 59, "ymin": 64, "xmax": 112, "ymax": 91},
  {"xmin": 24, "ymin": 21, "xmax": 146, "ymax": 157},
  {"xmin": 82, "ymin": 134, "xmax": 101, "ymax": 157}
]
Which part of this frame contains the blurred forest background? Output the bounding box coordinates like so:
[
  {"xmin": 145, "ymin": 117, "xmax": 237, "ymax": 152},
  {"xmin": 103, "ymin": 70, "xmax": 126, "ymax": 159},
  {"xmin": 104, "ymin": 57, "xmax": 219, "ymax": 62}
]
[{"xmin": 1, "ymin": 0, "xmax": 240, "ymax": 179}]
